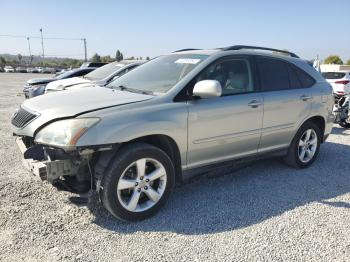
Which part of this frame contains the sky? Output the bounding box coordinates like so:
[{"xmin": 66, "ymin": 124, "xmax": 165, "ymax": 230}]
[{"xmin": 0, "ymin": 0, "xmax": 349, "ymax": 61}]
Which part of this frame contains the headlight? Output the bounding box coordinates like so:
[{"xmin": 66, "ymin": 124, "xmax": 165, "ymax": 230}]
[{"xmin": 35, "ymin": 118, "xmax": 100, "ymax": 150}]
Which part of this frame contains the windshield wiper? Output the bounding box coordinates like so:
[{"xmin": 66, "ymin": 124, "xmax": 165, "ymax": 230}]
[{"xmin": 115, "ymin": 85, "xmax": 154, "ymax": 95}]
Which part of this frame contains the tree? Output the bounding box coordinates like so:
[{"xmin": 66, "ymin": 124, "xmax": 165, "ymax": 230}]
[
  {"xmin": 346, "ymin": 59, "xmax": 350, "ymax": 65},
  {"xmin": 0, "ymin": 56, "xmax": 6, "ymax": 66},
  {"xmin": 115, "ymin": 50, "xmax": 123, "ymax": 62},
  {"xmin": 17, "ymin": 54, "xmax": 23, "ymax": 64},
  {"xmin": 324, "ymin": 55, "xmax": 343, "ymax": 65},
  {"xmin": 146, "ymin": 56, "xmax": 150, "ymax": 61},
  {"xmin": 101, "ymin": 55, "xmax": 114, "ymax": 63},
  {"xmin": 91, "ymin": 53, "xmax": 101, "ymax": 63}
]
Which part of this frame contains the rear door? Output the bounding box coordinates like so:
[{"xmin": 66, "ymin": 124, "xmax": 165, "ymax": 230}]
[{"xmin": 256, "ymin": 56, "xmax": 314, "ymax": 152}]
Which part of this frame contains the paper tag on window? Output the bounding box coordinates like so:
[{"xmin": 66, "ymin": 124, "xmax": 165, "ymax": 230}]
[
  {"xmin": 115, "ymin": 64, "xmax": 125, "ymax": 67},
  {"xmin": 175, "ymin": 59, "xmax": 200, "ymax": 64}
]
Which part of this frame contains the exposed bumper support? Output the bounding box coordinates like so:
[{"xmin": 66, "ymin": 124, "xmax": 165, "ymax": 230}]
[{"xmin": 16, "ymin": 137, "xmax": 79, "ymax": 183}]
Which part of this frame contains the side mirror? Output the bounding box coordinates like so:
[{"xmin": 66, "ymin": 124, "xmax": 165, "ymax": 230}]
[{"xmin": 193, "ymin": 80, "xmax": 222, "ymax": 99}]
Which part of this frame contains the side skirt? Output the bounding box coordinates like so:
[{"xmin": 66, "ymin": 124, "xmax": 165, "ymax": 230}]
[{"xmin": 181, "ymin": 148, "xmax": 288, "ymax": 182}]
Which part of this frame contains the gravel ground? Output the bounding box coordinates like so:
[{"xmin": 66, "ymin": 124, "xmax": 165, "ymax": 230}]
[{"xmin": 0, "ymin": 73, "xmax": 349, "ymax": 262}]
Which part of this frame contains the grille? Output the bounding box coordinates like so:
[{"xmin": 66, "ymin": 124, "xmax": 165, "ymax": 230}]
[{"xmin": 11, "ymin": 107, "xmax": 38, "ymax": 128}]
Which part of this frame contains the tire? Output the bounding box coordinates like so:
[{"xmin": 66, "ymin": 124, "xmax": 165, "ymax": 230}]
[
  {"xmin": 339, "ymin": 122, "xmax": 350, "ymax": 129},
  {"xmin": 283, "ymin": 121, "xmax": 321, "ymax": 168},
  {"xmin": 100, "ymin": 143, "xmax": 175, "ymax": 221}
]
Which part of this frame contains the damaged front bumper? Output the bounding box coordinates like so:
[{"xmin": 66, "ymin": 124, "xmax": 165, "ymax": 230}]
[{"xmin": 16, "ymin": 137, "xmax": 80, "ymax": 183}]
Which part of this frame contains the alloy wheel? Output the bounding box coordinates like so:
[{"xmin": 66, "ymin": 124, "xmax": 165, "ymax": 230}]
[
  {"xmin": 117, "ymin": 158, "xmax": 167, "ymax": 212},
  {"xmin": 298, "ymin": 129, "xmax": 318, "ymax": 163}
]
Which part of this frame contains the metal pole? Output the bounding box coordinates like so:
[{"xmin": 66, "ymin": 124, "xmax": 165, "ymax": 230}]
[
  {"xmin": 39, "ymin": 28, "xmax": 45, "ymax": 58},
  {"xmin": 27, "ymin": 37, "xmax": 32, "ymax": 65},
  {"xmin": 83, "ymin": 38, "xmax": 87, "ymax": 62}
]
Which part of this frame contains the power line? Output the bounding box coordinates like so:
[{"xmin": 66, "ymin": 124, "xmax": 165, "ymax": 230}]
[
  {"xmin": 0, "ymin": 33, "xmax": 87, "ymax": 61},
  {"xmin": 0, "ymin": 34, "xmax": 84, "ymax": 41}
]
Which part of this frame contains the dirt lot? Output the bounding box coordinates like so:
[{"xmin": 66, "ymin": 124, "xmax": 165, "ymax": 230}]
[{"xmin": 0, "ymin": 73, "xmax": 349, "ymax": 262}]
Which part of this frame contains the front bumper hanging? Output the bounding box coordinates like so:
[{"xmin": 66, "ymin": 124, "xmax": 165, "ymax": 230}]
[{"xmin": 16, "ymin": 137, "xmax": 79, "ymax": 183}]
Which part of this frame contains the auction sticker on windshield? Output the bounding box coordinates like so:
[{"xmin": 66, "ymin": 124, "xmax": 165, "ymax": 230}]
[{"xmin": 175, "ymin": 58, "xmax": 201, "ymax": 64}]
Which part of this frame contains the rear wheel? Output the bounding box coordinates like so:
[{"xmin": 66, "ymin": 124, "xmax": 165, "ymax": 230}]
[
  {"xmin": 100, "ymin": 143, "xmax": 175, "ymax": 221},
  {"xmin": 284, "ymin": 122, "xmax": 321, "ymax": 168},
  {"xmin": 339, "ymin": 121, "xmax": 350, "ymax": 128}
]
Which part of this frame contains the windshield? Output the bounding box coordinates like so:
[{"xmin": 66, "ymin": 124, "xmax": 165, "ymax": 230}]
[
  {"xmin": 84, "ymin": 62, "xmax": 124, "ymax": 81},
  {"xmin": 107, "ymin": 54, "xmax": 209, "ymax": 94},
  {"xmin": 55, "ymin": 70, "xmax": 76, "ymax": 79}
]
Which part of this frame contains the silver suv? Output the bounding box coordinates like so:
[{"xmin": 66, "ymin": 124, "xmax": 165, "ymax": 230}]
[{"xmin": 12, "ymin": 46, "xmax": 334, "ymax": 221}]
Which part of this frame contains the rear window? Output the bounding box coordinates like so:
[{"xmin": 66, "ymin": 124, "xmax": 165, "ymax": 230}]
[{"xmin": 322, "ymin": 72, "xmax": 346, "ymax": 79}]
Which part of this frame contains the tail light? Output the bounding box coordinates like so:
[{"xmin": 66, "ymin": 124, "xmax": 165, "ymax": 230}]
[{"xmin": 335, "ymin": 80, "xmax": 350, "ymax": 85}]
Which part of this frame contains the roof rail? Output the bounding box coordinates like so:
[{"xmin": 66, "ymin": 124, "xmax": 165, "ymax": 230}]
[
  {"xmin": 223, "ymin": 45, "xmax": 299, "ymax": 58},
  {"xmin": 172, "ymin": 48, "xmax": 202, "ymax": 53}
]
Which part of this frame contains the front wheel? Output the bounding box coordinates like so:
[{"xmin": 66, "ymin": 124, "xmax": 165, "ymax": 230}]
[
  {"xmin": 284, "ymin": 122, "xmax": 321, "ymax": 168},
  {"xmin": 100, "ymin": 143, "xmax": 175, "ymax": 221}
]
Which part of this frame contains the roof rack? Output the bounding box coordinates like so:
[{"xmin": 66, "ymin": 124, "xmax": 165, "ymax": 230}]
[
  {"xmin": 172, "ymin": 48, "xmax": 202, "ymax": 53},
  {"xmin": 223, "ymin": 45, "xmax": 299, "ymax": 58}
]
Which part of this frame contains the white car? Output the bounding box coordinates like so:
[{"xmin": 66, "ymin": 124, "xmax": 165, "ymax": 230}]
[
  {"xmin": 45, "ymin": 61, "xmax": 143, "ymax": 93},
  {"xmin": 4, "ymin": 66, "xmax": 15, "ymax": 72},
  {"xmin": 322, "ymin": 71, "xmax": 350, "ymax": 96}
]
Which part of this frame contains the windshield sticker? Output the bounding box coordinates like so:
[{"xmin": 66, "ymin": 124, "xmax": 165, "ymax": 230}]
[
  {"xmin": 175, "ymin": 58, "xmax": 201, "ymax": 64},
  {"xmin": 115, "ymin": 64, "xmax": 125, "ymax": 67}
]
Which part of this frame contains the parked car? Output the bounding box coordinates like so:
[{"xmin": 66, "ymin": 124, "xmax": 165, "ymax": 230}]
[
  {"xmin": 15, "ymin": 67, "xmax": 27, "ymax": 73},
  {"xmin": 322, "ymin": 71, "xmax": 350, "ymax": 98},
  {"xmin": 0, "ymin": 66, "xmax": 3, "ymax": 72},
  {"xmin": 23, "ymin": 67, "xmax": 96, "ymax": 98},
  {"xmin": 80, "ymin": 62, "xmax": 107, "ymax": 68},
  {"xmin": 12, "ymin": 45, "xmax": 334, "ymax": 221},
  {"xmin": 45, "ymin": 61, "xmax": 144, "ymax": 93},
  {"xmin": 26, "ymin": 67, "xmax": 39, "ymax": 73},
  {"xmin": 4, "ymin": 66, "xmax": 15, "ymax": 72}
]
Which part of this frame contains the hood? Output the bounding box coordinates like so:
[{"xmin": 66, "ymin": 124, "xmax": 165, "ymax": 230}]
[
  {"xmin": 22, "ymin": 86, "xmax": 153, "ymax": 121},
  {"xmin": 45, "ymin": 77, "xmax": 90, "ymax": 91},
  {"xmin": 14, "ymin": 86, "xmax": 154, "ymax": 136},
  {"xmin": 27, "ymin": 78, "xmax": 55, "ymax": 85}
]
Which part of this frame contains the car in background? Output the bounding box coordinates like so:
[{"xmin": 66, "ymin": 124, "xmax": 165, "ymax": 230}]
[
  {"xmin": 15, "ymin": 67, "xmax": 27, "ymax": 73},
  {"xmin": 27, "ymin": 67, "xmax": 39, "ymax": 73},
  {"xmin": 0, "ymin": 66, "xmax": 4, "ymax": 72},
  {"xmin": 45, "ymin": 61, "xmax": 144, "ymax": 93},
  {"xmin": 23, "ymin": 67, "xmax": 96, "ymax": 98},
  {"xmin": 4, "ymin": 66, "xmax": 15, "ymax": 72},
  {"xmin": 322, "ymin": 71, "xmax": 350, "ymax": 98},
  {"xmin": 41, "ymin": 67, "xmax": 56, "ymax": 74},
  {"xmin": 80, "ymin": 62, "xmax": 107, "ymax": 68}
]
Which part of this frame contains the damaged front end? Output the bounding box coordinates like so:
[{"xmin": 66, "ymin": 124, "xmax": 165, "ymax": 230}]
[{"xmin": 16, "ymin": 136, "xmax": 94, "ymax": 193}]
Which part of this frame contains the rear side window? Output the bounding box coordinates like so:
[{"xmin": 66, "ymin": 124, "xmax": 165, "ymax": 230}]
[
  {"xmin": 258, "ymin": 57, "xmax": 315, "ymax": 91},
  {"xmin": 293, "ymin": 66, "xmax": 315, "ymax": 87},
  {"xmin": 257, "ymin": 57, "xmax": 290, "ymax": 91},
  {"xmin": 322, "ymin": 72, "xmax": 346, "ymax": 79},
  {"xmin": 287, "ymin": 65, "xmax": 302, "ymax": 89}
]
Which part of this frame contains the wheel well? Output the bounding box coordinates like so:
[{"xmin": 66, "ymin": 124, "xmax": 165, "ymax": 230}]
[
  {"xmin": 126, "ymin": 135, "xmax": 182, "ymax": 182},
  {"xmin": 305, "ymin": 116, "xmax": 326, "ymax": 142}
]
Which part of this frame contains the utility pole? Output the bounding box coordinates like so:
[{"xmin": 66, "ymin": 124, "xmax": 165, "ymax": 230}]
[
  {"xmin": 39, "ymin": 28, "xmax": 45, "ymax": 58},
  {"xmin": 26, "ymin": 37, "xmax": 32, "ymax": 65},
  {"xmin": 83, "ymin": 38, "xmax": 87, "ymax": 62}
]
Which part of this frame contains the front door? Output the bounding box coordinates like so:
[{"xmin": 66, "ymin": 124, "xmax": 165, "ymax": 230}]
[{"xmin": 186, "ymin": 56, "xmax": 263, "ymax": 168}]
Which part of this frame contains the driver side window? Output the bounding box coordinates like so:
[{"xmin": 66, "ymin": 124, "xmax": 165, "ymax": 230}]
[{"xmin": 195, "ymin": 58, "xmax": 254, "ymax": 96}]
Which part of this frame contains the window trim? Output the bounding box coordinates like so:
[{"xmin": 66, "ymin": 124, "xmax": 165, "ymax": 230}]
[{"xmin": 174, "ymin": 55, "xmax": 259, "ymax": 102}]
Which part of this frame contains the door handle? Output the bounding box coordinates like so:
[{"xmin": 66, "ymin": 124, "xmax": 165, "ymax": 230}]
[
  {"xmin": 300, "ymin": 95, "xmax": 311, "ymax": 101},
  {"xmin": 248, "ymin": 100, "xmax": 262, "ymax": 108}
]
